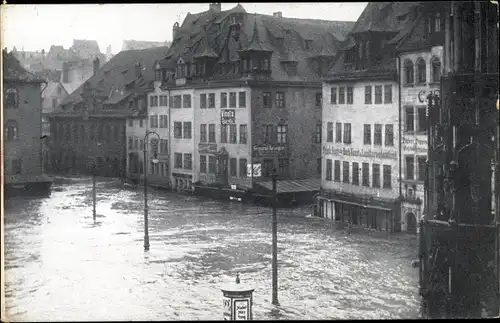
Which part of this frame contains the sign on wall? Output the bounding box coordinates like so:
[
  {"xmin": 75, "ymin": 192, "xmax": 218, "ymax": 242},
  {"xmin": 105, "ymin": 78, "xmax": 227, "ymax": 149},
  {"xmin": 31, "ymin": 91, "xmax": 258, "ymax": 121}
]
[
  {"xmin": 248, "ymin": 163, "xmax": 261, "ymax": 177},
  {"xmin": 198, "ymin": 143, "xmax": 218, "ymax": 154},
  {"xmin": 323, "ymin": 146, "xmax": 397, "ymax": 160},
  {"xmin": 402, "ymin": 137, "xmax": 428, "ymax": 154},
  {"xmin": 233, "ymin": 299, "xmax": 250, "ymax": 321},
  {"xmin": 252, "ymin": 144, "xmax": 286, "ymax": 157},
  {"xmin": 221, "ymin": 109, "xmax": 236, "ymax": 125}
]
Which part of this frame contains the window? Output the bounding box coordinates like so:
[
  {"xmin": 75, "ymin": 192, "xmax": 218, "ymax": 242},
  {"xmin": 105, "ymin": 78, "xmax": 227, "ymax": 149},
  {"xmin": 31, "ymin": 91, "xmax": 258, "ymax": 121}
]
[
  {"xmin": 405, "ymin": 156, "xmax": 414, "ymax": 180},
  {"xmin": 128, "ymin": 119, "xmax": 133, "ymax": 127},
  {"xmin": 160, "ymin": 115, "xmax": 168, "ymax": 128},
  {"xmin": 209, "ymin": 124, "xmax": 216, "ymax": 143},
  {"xmin": 184, "ymin": 153, "xmax": 192, "ymax": 170},
  {"xmin": 278, "ymin": 159, "xmax": 288, "ymax": 176},
  {"xmin": 174, "ymin": 153, "xmax": 183, "ymax": 168},
  {"xmin": 431, "ymin": 57, "xmax": 441, "ymax": 83},
  {"xmin": 221, "ymin": 93, "xmax": 227, "ymax": 108},
  {"xmin": 383, "ymin": 165, "xmax": 392, "ymax": 189},
  {"xmin": 139, "ymin": 119, "xmax": 144, "ymax": 128},
  {"xmin": 238, "ymin": 92, "xmax": 246, "ymax": 108},
  {"xmin": 352, "ymin": 162, "xmax": 359, "ymax": 185},
  {"xmin": 417, "ymin": 58, "xmax": 426, "ymax": 84},
  {"xmin": 154, "ymin": 96, "xmax": 159, "ymax": 107},
  {"xmin": 374, "ymin": 85, "xmax": 382, "ymax": 104},
  {"xmin": 183, "ymin": 94, "xmax": 191, "ymax": 108},
  {"xmin": 183, "ymin": 122, "xmax": 192, "ymax": 139},
  {"xmin": 150, "ymin": 115, "xmax": 158, "ymax": 128},
  {"xmin": 263, "ymin": 92, "xmax": 271, "ymax": 108},
  {"xmin": 12, "ymin": 159, "xmax": 22, "ymax": 175},
  {"xmin": 134, "ymin": 138, "xmax": 139, "ymax": 150},
  {"xmin": 335, "ymin": 123, "xmax": 342, "ymax": 143},
  {"xmin": 240, "ymin": 124, "xmax": 247, "ymax": 144},
  {"xmin": 5, "ymin": 120, "xmax": 18, "ymax": 141},
  {"xmin": 239, "ymin": 158, "xmax": 247, "ymax": 177},
  {"xmin": 326, "ymin": 159, "xmax": 332, "ymax": 181},
  {"xmin": 327, "ymin": 122, "xmax": 333, "ymax": 142},
  {"xmin": 160, "ymin": 140, "xmax": 168, "ymax": 154},
  {"xmin": 174, "ymin": 122, "xmax": 182, "ymax": 138},
  {"xmin": 263, "ymin": 159, "xmax": 274, "ymax": 177},
  {"xmin": 374, "ymin": 124, "xmax": 382, "ymax": 146},
  {"xmin": 417, "ymin": 107, "xmax": 427, "ymax": 132},
  {"xmin": 230, "ymin": 158, "xmax": 237, "ymax": 176},
  {"xmin": 372, "ymin": 164, "xmax": 380, "ymax": 188},
  {"xmin": 363, "ymin": 124, "xmax": 371, "ymax": 145},
  {"xmin": 200, "ymin": 124, "xmax": 207, "ymax": 142},
  {"xmin": 317, "ymin": 158, "xmax": 321, "ymax": 175},
  {"xmin": 200, "ymin": 94, "xmax": 207, "ymax": 109},
  {"xmin": 208, "ymin": 156, "xmax": 217, "ymax": 173},
  {"xmin": 384, "ymin": 85, "xmax": 392, "ymax": 103},
  {"xmin": 364, "ymin": 86, "xmax": 372, "ymax": 104},
  {"xmin": 330, "ymin": 87, "xmax": 337, "ymax": 104},
  {"xmin": 140, "ymin": 139, "xmax": 144, "ymax": 150},
  {"xmin": 208, "ymin": 93, "xmax": 215, "ymax": 108},
  {"xmin": 343, "ymin": 123, "xmax": 351, "ymax": 144},
  {"xmin": 221, "ymin": 124, "xmax": 228, "ymax": 143},
  {"xmin": 334, "ymin": 160, "xmax": 341, "ymax": 182},
  {"xmin": 338, "ymin": 87, "xmax": 345, "ymax": 104},
  {"xmin": 385, "ymin": 125, "xmax": 394, "ymax": 146},
  {"xmin": 404, "ymin": 60, "xmax": 414, "ymax": 84},
  {"xmin": 264, "ymin": 125, "xmax": 273, "ymax": 143},
  {"xmin": 343, "ymin": 161, "xmax": 350, "ymax": 183},
  {"xmin": 346, "ymin": 87, "xmax": 353, "ymax": 104},
  {"xmin": 174, "ymin": 95, "xmax": 182, "ymax": 109},
  {"xmin": 418, "ymin": 156, "xmax": 427, "ymax": 182},
  {"xmin": 52, "ymin": 98, "xmax": 57, "ymax": 110},
  {"xmin": 229, "ymin": 92, "xmax": 237, "ymax": 107},
  {"xmin": 5, "ymin": 88, "xmax": 18, "ymax": 108},
  {"xmin": 362, "ymin": 163, "xmax": 369, "ymax": 187},
  {"xmin": 276, "ymin": 92, "xmax": 285, "ymax": 108},
  {"xmin": 405, "ymin": 107, "xmax": 415, "ymax": 132},
  {"xmin": 229, "ymin": 124, "xmax": 237, "ymax": 143},
  {"xmin": 314, "ymin": 124, "xmax": 322, "ymax": 144},
  {"xmin": 435, "ymin": 13, "xmax": 441, "ymax": 32},
  {"xmin": 315, "ymin": 92, "xmax": 322, "ymax": 108}
]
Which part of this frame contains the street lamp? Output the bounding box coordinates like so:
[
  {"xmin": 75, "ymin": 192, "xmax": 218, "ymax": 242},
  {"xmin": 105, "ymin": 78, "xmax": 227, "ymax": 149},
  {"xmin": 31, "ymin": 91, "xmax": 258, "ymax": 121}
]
[
  {"xmin": 143, "ymin": 131, "xmax": 160, "ymax": 251},
  {"xmin": 92, "ymin": 142, "xmax": 102, "ymax": 222},
  {"xmin": 271, "ymin": 168, "xmax": 279, "ymax": 306}
]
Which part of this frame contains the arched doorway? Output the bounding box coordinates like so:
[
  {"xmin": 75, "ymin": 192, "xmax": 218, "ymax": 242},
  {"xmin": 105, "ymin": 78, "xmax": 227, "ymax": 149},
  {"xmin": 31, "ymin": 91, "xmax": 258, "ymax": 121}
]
[{"xmin": 406, "ymin": 212, "xmax": 417, "ymax": 234}]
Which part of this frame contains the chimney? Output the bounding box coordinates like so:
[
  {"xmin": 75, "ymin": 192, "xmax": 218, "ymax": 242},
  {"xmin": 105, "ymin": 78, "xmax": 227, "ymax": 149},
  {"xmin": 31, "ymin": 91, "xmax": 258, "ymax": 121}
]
[
  {"xmin": 62, "ymin": 62, "xmax": 69, "ymax": 83},
  {"xmin": 135, "ymin": 62, "xmax": 142, "ymax": 78},
  {"xmin": 172, "ymin": 22, "xmax": 180, "ymax": 39},
  {"xmin": 209, "ymin": 3, "xmax": 221, "ymax": 12},
  {"xmin": 93, "ymin": 57, "xmax": 100, "ymax": 75},
  {"xmin": 273, "ymin": 12, "xmax": 282, "ymax": 18}
]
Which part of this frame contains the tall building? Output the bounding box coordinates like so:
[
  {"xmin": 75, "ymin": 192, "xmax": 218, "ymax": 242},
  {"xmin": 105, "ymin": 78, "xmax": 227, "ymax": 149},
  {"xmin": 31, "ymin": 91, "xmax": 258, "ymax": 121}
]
[
  {"xmin": 3, "ymin": 50, "xmax": 52, "ymax": 195},
  {"xmin": 319, "ymin": 2, "xmax": 422, "ymax": 232},
  {"xmin": 127, "ymin": 3, "xmax": 355, "ymax": 200}
]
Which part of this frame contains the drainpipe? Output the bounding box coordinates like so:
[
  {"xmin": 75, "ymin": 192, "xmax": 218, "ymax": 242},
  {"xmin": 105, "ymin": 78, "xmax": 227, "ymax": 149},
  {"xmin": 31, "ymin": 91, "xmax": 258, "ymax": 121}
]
[{"xmin": 397, "ymin": 56, "xmax": 403, "ymax": 232}]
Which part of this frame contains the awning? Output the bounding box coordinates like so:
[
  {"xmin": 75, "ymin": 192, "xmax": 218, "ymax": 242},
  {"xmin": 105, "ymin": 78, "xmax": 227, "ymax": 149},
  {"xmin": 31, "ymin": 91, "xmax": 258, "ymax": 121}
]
[{"xmin": 256, "ymin": 178, "xmax": 320, "ymax": 194}]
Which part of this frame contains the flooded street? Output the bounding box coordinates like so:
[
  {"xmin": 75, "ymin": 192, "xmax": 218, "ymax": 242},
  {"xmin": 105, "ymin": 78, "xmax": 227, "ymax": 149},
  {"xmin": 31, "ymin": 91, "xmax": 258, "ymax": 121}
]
[{"xmin": 4, "ymin": 177, "xmax": 420, "ymax": 321}]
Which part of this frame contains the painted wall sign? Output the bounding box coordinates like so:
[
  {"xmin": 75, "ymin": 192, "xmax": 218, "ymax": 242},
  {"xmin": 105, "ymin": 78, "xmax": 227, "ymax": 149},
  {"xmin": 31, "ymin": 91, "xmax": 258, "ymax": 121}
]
[
  {"xmin": 323, "ymin": 146, "xmax": 397, "ymax": 160},
  {"xmin": 221, "ymin": 109, "xmax": 236, "ymax": 125},
  {"xmin": 418, "ymin": 89, "xmax": 441, "ymax": 103},
  {"xmin": 253, "ymin": 144, "xmax": 286, "ymax": 156},
  {"xmin": 198, "ymin": 143, "xmax": 218, "ymax": 154},
  {"xmin": 402, "ymin": 137, "xmax": 428, "ymax": 153}
]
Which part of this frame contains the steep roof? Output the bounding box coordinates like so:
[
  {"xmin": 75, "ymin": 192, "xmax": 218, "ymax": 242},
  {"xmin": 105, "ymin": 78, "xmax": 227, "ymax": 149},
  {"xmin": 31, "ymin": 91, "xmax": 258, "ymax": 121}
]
[
  {"xmin": 60, "ymin": 46, "xmax": 169, "ymax": 107},
  {"xmin": 71, "ymin": 39, "xmax": 101, "ymax": 59},
  {"xmin": 350, "ymin": 2, "xmax": 399, "ymax": 34},
  {"xmin": 158, "ymin": 4, "xmax": 355, "ymax": 83},
  {"xmin": 3, "ymin": 50, "xmax": 45, "ymax": 83}
]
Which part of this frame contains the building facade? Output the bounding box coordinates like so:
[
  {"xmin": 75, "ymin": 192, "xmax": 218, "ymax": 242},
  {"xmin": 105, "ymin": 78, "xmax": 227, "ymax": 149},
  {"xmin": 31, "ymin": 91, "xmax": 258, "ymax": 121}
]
[
  {"xmin": 396, "ymin": 6, "xmax": 445, "ymax": 233},
  {"xmin": 3, "ymin": 50, "xmax": 52, "ymax": 193}
]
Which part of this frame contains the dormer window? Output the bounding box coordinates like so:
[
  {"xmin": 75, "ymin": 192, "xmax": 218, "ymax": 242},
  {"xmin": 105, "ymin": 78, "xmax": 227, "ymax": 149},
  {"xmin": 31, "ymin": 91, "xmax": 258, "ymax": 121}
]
[
  {"xmin": 275, "ymin": 37, "xmax": 284, "ymax": 47},
  {"xmin": 263, "ymin": 57, "xmax": 270, "ymax": 71},
  {"xmin": 344, "ymin": 47, "xmax": 356, "ymax": 63},
  {"xmin": 428, "ymin": 12, "xmax": 442, "ymax": 34},
  {"xmin": 155, "ymin": 69, "xmax": 162, "ymax": 81}
]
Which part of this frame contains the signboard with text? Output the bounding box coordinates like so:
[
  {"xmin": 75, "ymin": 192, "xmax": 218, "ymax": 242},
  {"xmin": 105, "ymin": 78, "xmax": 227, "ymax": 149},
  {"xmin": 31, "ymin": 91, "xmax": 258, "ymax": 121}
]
[
  {"xmin": 323, "ymin": 146, "xmax": 397, "ymax": 160},
  {"xmin": 198, "ymin": 143, "xmax": 218, "ymax": 154},
  {"xmin": 233, "ymin": 299, "xmax": 250, "ymax": 321},
  {"xmin": 221, "ymin": 109, "xmax": 236, "ymax": 125},
  {"xmin": 402, "ymin": 136, "xmax": 428, "ymax": 154},
  {"xmin": 252, "ymin": 144, "xmax": 286, "ymax": 157}
]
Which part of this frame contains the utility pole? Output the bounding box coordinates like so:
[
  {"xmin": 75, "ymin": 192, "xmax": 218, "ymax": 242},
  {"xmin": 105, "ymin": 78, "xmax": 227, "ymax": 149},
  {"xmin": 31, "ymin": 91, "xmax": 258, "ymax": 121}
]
[
  {"xmin": 271, "ymin": 169, "xmax": 279, "ymax": 306},
  {"xmin": 143, "ymin": 131, "xmax": 160, "ymax": 252},
  {"xmin": 92, "ymin": 161, "xmax": 96, "ymax": 222}
]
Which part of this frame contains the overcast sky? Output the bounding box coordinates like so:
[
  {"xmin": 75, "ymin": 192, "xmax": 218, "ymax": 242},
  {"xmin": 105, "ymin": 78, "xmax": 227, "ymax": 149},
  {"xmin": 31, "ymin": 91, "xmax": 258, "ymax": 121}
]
[{"xmin": 2, "ymin": 3, "xmax": 366, "ymax": 54}]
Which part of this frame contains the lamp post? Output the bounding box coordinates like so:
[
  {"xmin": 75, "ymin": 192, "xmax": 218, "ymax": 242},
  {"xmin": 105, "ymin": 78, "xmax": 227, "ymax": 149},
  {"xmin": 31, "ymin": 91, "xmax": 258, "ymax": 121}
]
[
  {"xmin": 143, "ymin": 131, "xmax": 160, "ymax": 251},
  {"xmin": 92, "ymin": 142, "xmax": 102, "ymax": 222},
  {"xmin": 271, "ymin": 168, "xmax": 279, "ymax": 306}
]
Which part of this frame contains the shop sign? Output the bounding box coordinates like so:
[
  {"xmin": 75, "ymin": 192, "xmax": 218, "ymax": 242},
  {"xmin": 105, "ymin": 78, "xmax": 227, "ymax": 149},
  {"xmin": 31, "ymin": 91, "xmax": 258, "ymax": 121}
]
[
  {"xmin": 402, "ymin": 136, "xmax": 428, "ymax": 153},
  {"xmin": 253, "ymin": 144, "xmax": 286, "ymax": 157},
  {"xmin": 221, "ymin": 109, "xmax": 236, "ymax": 125},
  {"xmin": 199, "ymin": 143, "xmax": 218, "ymax": 154},
  {"xmin": 323, "ymin": 146, "xmax": 397, "ymax": 160},
  {"xmin": 418, "ymin": 89, "xmax": 440, "ymax": 103}
]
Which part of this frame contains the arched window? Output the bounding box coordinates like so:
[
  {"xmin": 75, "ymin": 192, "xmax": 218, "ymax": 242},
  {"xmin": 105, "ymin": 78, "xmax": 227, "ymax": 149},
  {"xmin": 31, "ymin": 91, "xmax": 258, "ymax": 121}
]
[
  {"xmin": 404, "ymin": 60, "xmax": 414, "ymax": 85},
  {"xmin": 416, "ymin": 58, "xmax": 426, "ymax": 84},
  {"xmin": 431, "ymin": 57, "xmax": 441, "ymax": 83},
  {"xmin": 5, "ymin": 120, "xmax": 18, "ymax": 141},
  {"xmin": 5, "ymin": 88, "xmax": 19, "ymax": 108}
]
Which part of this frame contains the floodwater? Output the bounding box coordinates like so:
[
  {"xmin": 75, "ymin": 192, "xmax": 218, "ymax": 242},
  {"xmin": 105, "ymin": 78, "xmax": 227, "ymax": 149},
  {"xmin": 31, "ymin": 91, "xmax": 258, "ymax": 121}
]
[{"xmin": 4, "ymin": 177, "xmax": 420, "ymax": 321}]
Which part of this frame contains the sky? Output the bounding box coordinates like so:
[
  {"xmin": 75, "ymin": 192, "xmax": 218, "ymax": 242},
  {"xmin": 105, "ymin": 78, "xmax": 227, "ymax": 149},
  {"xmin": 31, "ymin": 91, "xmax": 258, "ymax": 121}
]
[{"xmin": 1, "ymin": 2, "xmax": 367, "ymax": 54}]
